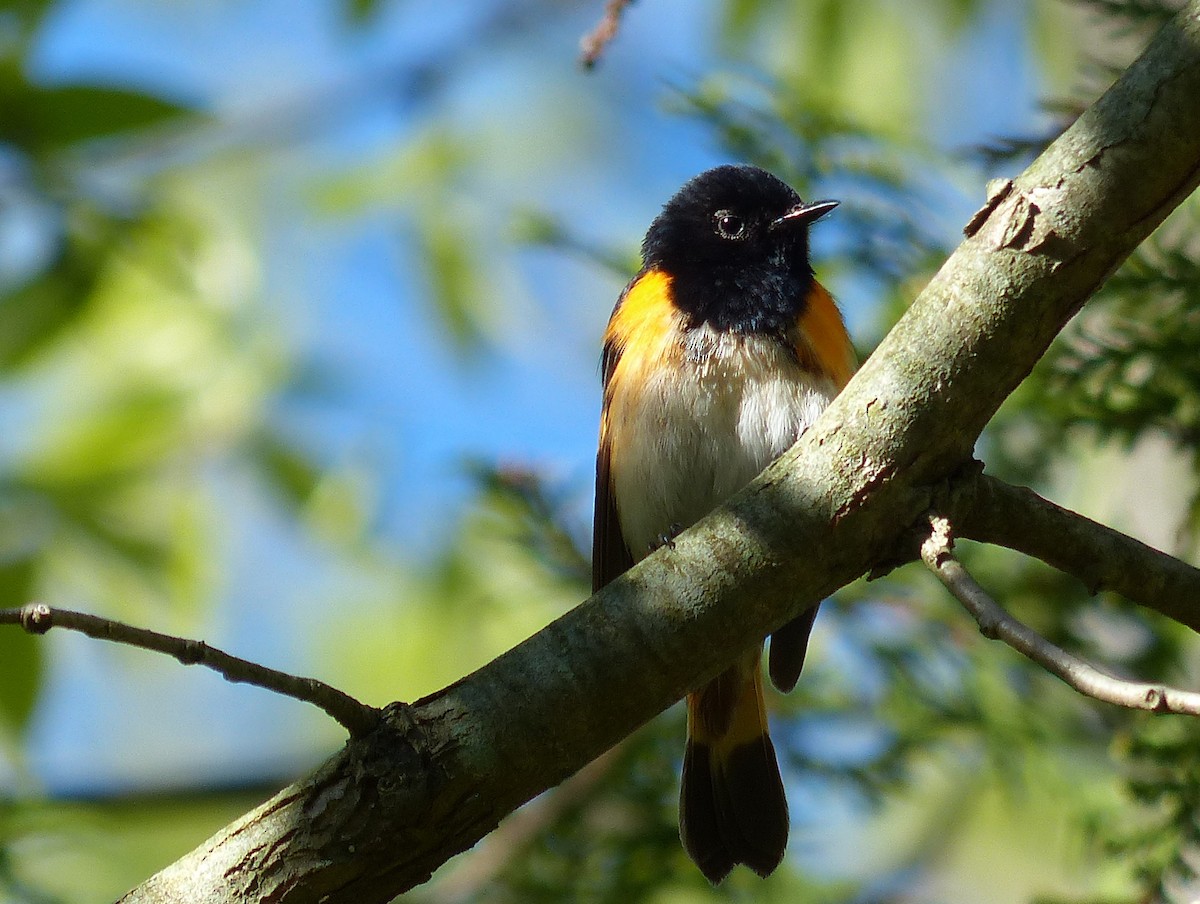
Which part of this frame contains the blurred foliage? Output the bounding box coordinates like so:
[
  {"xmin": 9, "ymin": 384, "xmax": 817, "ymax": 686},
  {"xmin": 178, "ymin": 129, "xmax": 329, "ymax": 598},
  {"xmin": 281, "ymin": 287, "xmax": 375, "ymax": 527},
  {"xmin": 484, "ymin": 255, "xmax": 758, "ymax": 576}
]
[
  {"xmin": 1101, "ymin": 715, "xmax": 1200, "ymax": 904},
  {"xmin": 0, "ymin": 790, "xmax": 269, "ymax": 903},
  {"xmin": 0, "ymin": 1, "xmax": 345, "ymax": 894},
  {"xmin": 1, "ymin": 0, "xmax": 1199, "ymax": 903},
  {"xmin": 0, "ymin": 0, "xmax": 339, "ymax": 751},
  {"xmin": 319, "ymin": 465, "xmax": 590, "ymax": 705},
  {"xmin": 1048, "ymin": 231, "xmax": 1200, "ymax": 445},
  {"xmin": 1032, "ymin": 215, "xmax": 1200, "ymax": 539}
]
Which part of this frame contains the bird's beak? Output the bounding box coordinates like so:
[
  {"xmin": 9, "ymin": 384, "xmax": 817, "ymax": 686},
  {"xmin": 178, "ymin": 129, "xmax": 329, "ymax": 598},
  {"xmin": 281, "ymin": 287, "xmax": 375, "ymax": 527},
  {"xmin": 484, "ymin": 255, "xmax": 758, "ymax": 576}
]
[{"xmin": 770, "ymin": 199, "xmax": 839, "ymax": 230}]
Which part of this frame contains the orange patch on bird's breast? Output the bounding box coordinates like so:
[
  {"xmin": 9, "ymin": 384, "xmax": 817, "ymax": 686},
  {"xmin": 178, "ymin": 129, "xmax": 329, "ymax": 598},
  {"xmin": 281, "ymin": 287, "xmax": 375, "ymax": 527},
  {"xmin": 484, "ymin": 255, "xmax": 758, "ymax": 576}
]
[{"xmin": 794, "ymin": 281, "xmax": 856, "ymax": 389}]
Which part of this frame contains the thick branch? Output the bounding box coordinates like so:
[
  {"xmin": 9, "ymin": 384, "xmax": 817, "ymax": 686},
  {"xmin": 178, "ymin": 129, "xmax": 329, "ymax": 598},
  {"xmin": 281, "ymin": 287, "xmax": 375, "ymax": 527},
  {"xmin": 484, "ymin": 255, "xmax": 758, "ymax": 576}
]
[
  {"xmin": 945, "ymin": 472, "xmax": 1200, "ymax": 633},
  {"xmin": 921, "ymin": 516, "xmax": 1200, "ymax": 715},
  {"xmin": 0, "ymin": 603, "xmax": 380, "ymax": 737},
  {"xmin": 122, "ymin": 6, "xmax": 1200, "ymax": 903}
]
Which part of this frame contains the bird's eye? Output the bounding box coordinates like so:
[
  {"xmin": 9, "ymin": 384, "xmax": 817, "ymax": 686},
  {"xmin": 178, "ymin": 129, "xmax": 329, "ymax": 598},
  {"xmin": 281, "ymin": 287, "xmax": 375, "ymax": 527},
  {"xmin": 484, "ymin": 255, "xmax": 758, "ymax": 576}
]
[{"xmin": 713, "ymin": 210, "xmax": 747, "ymax": 239}]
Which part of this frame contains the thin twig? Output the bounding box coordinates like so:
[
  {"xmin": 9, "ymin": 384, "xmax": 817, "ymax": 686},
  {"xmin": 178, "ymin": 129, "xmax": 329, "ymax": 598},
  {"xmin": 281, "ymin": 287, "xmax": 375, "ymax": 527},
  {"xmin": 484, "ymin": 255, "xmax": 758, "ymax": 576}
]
[
  {"xmin": 579, "ymin": 0, "xmax": 635, "ymax": 69},
  {"xmin": 944, "ymin": 471, "xmax": 1200, "ymax": 634},
  {"xmin": 0, "ymin": 602, "xmax": 381, "ymax": 736},
  {"xmin": 921, "ymin": 515, "xmax": 1200, "ymax": 716}
]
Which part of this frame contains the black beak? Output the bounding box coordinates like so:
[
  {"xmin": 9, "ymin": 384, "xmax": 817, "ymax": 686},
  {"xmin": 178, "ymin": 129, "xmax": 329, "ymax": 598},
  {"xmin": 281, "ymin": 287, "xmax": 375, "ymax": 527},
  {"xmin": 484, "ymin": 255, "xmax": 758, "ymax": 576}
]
[{"xmin": 770, "ymin": 199, "xmax": 839, "ymax": 230}]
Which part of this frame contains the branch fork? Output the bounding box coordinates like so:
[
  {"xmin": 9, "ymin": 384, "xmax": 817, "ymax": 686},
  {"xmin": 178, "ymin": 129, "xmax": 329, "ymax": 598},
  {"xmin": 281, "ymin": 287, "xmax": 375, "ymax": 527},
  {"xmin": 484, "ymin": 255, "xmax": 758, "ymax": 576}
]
[{"xmin": 921, "ymin": 513, "xmax": 1200, "ymax": 717}]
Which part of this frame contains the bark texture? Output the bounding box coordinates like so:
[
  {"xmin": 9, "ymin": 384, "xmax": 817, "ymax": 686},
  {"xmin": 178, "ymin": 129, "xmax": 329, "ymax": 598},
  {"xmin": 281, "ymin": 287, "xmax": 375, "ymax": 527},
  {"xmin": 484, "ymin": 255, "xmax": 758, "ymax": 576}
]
[{"xmin": 120, "ymin": 6, "xmax": 1200, "ymax": 902}]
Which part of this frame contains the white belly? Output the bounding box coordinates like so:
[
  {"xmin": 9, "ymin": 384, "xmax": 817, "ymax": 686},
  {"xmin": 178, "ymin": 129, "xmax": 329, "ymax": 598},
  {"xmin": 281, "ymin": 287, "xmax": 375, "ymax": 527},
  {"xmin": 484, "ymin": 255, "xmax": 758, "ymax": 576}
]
[{"xmin": 607, "ymin": 325, "xmax": 837, "ymax": 559}]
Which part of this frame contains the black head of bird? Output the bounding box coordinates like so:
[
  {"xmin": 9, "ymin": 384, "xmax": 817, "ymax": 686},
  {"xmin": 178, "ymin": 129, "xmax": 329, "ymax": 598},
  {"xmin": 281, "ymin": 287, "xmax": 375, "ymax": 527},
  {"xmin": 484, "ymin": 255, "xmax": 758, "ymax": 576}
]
[{"xmin": 640, "ymin": 164, "xmax": 838, "ymax": 335}]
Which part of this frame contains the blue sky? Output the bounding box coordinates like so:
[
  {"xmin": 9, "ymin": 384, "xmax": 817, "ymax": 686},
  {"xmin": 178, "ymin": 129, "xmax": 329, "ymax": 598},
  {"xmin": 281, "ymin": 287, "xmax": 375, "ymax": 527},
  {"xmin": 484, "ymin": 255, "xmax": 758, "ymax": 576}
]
[{"xmin": 13, "ymin": 0, "xmax": 1056, "ymax": 795}]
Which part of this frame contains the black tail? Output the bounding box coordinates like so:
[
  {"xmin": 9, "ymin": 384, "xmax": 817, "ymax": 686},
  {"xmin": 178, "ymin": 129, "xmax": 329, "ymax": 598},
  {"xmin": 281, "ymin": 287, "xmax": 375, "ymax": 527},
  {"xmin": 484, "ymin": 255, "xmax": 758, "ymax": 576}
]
[{"xmin": 679, "ymin": 663, "xmax": 789, "ymax": 883}]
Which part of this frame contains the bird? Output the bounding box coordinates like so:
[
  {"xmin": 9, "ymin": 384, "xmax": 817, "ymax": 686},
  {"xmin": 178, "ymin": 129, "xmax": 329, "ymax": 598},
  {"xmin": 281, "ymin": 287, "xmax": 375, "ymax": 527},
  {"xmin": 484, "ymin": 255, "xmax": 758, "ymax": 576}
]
[{"xmin": 591, "ymin": 164, "xmax": 856, "ymax": 883}]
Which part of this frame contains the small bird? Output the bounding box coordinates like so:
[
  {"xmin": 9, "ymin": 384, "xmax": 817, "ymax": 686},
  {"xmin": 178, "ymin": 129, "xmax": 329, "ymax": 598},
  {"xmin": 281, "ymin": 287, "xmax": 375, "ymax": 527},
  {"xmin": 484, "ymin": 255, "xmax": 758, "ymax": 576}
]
[{"xmin": 592, "ymin": 165, "xmax": 855, "ymax": 883}]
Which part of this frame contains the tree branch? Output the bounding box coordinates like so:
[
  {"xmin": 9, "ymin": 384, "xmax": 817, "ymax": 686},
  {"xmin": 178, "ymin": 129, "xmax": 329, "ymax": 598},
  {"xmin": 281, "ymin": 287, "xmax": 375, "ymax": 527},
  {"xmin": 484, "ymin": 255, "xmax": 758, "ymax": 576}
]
[
  {"xmin": 944, "ymin": 472, "xmax": 1200, "ymax": 634},
  {"xmin": 920, "ymin": 515, "xmax": 1200, "ymax": 715},
  {"xmin": 119, "ymin": 5, "xmax": 1200, "ymax": 902},
  {"xmin": 0, "ymin": 602, "xmax": 380, "ymax": 737},
  {"xmin": 579, "ymin": 0, "xmax": 635, "ymax": 68}
]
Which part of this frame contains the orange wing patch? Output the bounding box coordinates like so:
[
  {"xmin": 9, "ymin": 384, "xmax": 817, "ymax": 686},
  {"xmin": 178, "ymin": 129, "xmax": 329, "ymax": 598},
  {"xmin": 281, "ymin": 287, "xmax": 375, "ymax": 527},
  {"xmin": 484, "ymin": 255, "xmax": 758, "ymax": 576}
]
[
  {"xmin": 601, "ymin": 268, "xmax": 679, "ymax": 387},
  {"xmin": 592, "ymin": 267, "xmax": 679, "ymax": 591}
]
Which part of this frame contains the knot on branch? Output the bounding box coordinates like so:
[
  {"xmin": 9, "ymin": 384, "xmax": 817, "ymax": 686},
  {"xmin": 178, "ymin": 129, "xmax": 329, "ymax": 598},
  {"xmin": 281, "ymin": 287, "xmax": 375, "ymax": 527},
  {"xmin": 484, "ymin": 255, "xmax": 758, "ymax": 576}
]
[
  {"xmin": 1145, "ymin": 687, "xmax": 1174, "ymax": 713},
  {"xmin": 177, "ymin": 639, "xmax": 209, "ymax": 665},
  {"xmin": 20, "ymin": 602, "xmax": 52, "ymax": 634},
  {"xmin": 920, "ymin": 514, "xmax": 955, "ymax": 566}
]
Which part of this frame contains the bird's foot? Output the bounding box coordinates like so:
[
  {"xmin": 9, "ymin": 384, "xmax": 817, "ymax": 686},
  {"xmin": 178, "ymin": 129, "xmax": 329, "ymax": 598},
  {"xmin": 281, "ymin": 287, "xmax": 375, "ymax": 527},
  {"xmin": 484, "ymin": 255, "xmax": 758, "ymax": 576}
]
[{"xmin": 650, "ymin": 523, "xmax": 684, "ymax": 553}]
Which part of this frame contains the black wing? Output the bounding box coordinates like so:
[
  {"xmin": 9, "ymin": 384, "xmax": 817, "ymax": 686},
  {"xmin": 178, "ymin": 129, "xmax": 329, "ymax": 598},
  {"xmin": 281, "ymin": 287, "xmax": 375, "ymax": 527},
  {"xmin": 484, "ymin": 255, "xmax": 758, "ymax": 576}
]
[{"xmin": 592, "ymin": 305, "xmax": 635, "ymax": 592}]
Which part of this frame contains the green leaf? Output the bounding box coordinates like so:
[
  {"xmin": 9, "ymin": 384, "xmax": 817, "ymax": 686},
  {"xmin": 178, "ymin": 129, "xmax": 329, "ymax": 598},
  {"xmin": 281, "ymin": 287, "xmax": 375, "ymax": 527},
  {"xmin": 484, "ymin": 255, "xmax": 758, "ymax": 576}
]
[
  {"xmin": 341, "ymin": 0, "xmax": 381, "ymax": 24},
  {"xmin": 0, "ymin": 556, "xmax": 43, "ymax": 735},
  {"xmin": 0, "ymin": 261, "xmax": 96, "ymax": 368},
  {"xmin": 418, "ymin": 214, "xmax": 486, "ymax": 349},
  {"xmin": 248, "ymin": 430, "xmax": 322, "ymax": 508},
  {"xmin": 0, "ymin": 65, "xmax": 193, "ymax": 151},
  {"xmin": 0, "ymin": 203, "xmax": 120, "ymax": 368},
  {"xmin": 1, "ymin": 0, "xmax": 56, "ymax": 37},
  {"xmin": 33, "ymin": 85, "xmax": 191, "ymax": 145}
]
